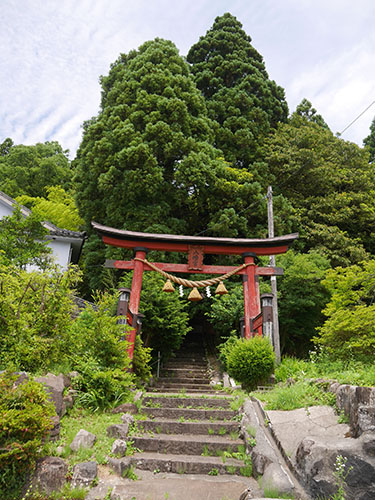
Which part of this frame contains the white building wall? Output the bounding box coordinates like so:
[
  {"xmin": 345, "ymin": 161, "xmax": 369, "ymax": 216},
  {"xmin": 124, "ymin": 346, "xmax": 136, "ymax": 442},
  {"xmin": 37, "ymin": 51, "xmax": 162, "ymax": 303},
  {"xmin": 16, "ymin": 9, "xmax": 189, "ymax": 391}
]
[
  {"xmin": 47, "ymin": 239, "xmax": 72, "ymax": 269},
  {"xmin": 0, "ymin": 201, "xmax": 13, "ymax": 218}
]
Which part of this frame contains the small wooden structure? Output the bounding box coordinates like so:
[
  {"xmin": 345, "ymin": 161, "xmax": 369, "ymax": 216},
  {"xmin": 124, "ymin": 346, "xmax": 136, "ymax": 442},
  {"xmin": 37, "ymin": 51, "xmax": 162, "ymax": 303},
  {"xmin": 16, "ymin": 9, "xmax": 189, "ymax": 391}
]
[{"xmin": 92, "ymin": 222, "xmax": 298, "ymax": 361}]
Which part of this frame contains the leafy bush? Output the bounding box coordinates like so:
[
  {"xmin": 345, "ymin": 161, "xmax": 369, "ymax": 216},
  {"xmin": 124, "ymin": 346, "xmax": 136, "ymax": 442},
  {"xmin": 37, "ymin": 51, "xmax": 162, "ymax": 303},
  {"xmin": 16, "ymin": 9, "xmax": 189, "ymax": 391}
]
[
  {"xmin": 218, "ymin": 334, "xmax": 239, "ymax": 371},
  {"xmin": 221, "ymin": 336, "xmax": 275, "ymax": 390},
  {"xmin": 314, "ymin": 259, "xmax": 375, "ymax": 360},
  {"xmin": 0, "ymin": 372, "xmax": 55, "ymax": 499},
  {"xmin": 62, "ymin": 292, "xmax": 131, "ymax": 371},
  {"xmin": 0, "ymin": 264, "xmax": 81, "ymax": 372},
  {"xmin": 72, "ymin": 359, "xmax": 134, "ymax": 410},
  {"xmin": 132, "ymin": 335, "xmax": 152, "ymax": 382}
]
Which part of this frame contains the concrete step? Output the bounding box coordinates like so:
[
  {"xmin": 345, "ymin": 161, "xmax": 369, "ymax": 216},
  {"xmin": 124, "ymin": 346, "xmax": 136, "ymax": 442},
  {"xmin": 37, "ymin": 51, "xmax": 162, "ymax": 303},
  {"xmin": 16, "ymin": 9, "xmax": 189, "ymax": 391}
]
[
  {"xmin": 110, "ymin": 452, "xmax": 249, "ymax": 476},
  {"xmin": 142, "ymin": 406, "xmax": 238, "ymax": 420},
  {"xmin": 156, "ymin": 376, "xmax": 210, "ymax": 385},
  {"xmin": 132, "ymin": 432, "xmax": 244, "ymax": 455},
  {"xmin": 143, "ymin": 395, "xmax": 233, "ymax": 409},
  {"xmin": 136, "ymin": 418, "xmax": 240, "ymax": 436}
]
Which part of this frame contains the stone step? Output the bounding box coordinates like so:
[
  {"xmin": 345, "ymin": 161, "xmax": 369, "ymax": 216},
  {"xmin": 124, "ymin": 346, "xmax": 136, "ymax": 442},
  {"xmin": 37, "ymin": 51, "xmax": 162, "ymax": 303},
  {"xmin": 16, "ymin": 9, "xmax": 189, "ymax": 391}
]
[
  {"xmin": 152, "ymin": 382, "xmax": 215, "ymax": 390},
  {"xmin": 147, "ymin": 387, "xmax": 219, "ymax": 394},
  {"xmin": 108, "ymin": 475, "xmax": 255, "ymax": 500},
  {"xmin": 110, "ymin": 452, "xmax": 249, "ymax": 476},
  {"xmin": 156, "ymin": 377, "xmax": 210, "ymax": 385},
  {"xmin": 161, "ymin": 368, "xmax": 208, "ymax": 377},
  {"xmin": 142, "ymin": 406, "xmax": 237, "ymax": 420},
  {"xmin": 132, "ymin": 432, "xmax": 244, "ymax": 455},
  {"xmin": 143, "ymin": 396, "xmax": 233, "ymax": 409},
  {"xmin": 165, "ymin": 361, "xmax": 207, "ymax": 368},
  {"xmin": 136, "ymin": 418, "xmax": 240, "ymax": 436}
]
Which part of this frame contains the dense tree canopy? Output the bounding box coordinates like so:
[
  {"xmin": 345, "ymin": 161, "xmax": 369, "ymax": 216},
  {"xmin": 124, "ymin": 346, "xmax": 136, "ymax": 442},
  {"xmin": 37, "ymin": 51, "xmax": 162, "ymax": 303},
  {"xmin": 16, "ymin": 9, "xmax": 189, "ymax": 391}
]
[
  {"xmin": 16, "ymin": 186, "xmax": 83, "ymax": 231},
  {"xmin": 0, "ymin": 139, "xmax": 71, "ymax": 198},
  {"xmin": 187, "ymin": 13, "xmax": 288, "ymax": 168},
  {"xmin": 74, "ymin": 38, "xmax": 264, "ymax": 238},
  {"xmin": 263, "ymin": 112, "xmax": 375, "ymax": 266}
]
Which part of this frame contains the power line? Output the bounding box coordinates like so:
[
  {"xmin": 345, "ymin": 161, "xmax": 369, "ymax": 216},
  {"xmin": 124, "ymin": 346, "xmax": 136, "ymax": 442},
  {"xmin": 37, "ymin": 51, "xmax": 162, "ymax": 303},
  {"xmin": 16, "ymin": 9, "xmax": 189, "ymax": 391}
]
[{"xmin": 338, "ymin": 100, "xmax": 375, "ymax": 136}]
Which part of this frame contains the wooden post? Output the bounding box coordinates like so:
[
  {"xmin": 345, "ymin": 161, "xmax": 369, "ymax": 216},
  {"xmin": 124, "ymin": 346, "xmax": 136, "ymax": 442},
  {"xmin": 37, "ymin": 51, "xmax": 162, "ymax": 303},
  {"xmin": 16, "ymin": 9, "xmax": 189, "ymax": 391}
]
[
  {"xmin": 242, "ymin": 252, "xmax": 261, "ymax": 338},
  {"xmin": 127, "ymin": 247, "xmax": 148, "ymax": 362},
  {"xmin": 267, "ymin": 186, "xmax": 281, "ymax": 363}
]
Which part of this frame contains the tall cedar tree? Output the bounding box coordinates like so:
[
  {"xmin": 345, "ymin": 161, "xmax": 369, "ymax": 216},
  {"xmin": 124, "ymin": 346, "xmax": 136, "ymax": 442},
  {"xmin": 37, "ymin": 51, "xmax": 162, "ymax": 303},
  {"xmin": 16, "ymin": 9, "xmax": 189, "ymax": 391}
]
[
  {"xmin": 73, "ymin": 38, "xmax": 264, "ymax": 290},
  {"xmin": 187, "ymin": 13, "xmax": 288, "ymax": 170}
]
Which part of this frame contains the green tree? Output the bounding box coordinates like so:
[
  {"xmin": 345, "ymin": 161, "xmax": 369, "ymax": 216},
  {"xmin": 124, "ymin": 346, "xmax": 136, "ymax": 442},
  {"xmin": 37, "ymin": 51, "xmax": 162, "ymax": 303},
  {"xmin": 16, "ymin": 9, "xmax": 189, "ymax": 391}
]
[
  {"xmin": 295, "ymin": 98, "xmax": 329, "ymax": 129},
  {"xmin": 277, "ymin": 251, "xmax": 330, "ymax": 356},
  {"xmin": 314, "ymin": 259, "xmax": 375, "ymax": 360},
  {"xmin": 363, "ymin": 115, "xmax": 375, "ymax": 162},
  {"xmin": 0, "ymin": 206, "xmax": 52, "ymax": 269},
  {"xmin": 187, "ymin": 13, "xmax": 288, "ymax": 168},
  {"xmin": 263, "ymin": 112, "xmax": 375, "ymax": 266},
  {"xmin": 16, "ymin": 186, "xmax": 83, "ymax": 231},
  {"xmin": 121, "ymin": 271, "xmax": 191, "ymax": 359},
  {"xmin": 0, "ymin": 139, "xmax": 71, "ymax": 198},
  {"xmin": 73, "ymin": 38, "xmax": 265, "ymax": 290}
]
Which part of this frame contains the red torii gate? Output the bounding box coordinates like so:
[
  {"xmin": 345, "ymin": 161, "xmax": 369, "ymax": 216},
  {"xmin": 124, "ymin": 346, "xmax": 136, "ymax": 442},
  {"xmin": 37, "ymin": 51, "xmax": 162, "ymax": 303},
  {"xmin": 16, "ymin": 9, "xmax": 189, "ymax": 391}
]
[{"xmin": 92, "ymin": 222, "xmax": 298, "ymax": 360}]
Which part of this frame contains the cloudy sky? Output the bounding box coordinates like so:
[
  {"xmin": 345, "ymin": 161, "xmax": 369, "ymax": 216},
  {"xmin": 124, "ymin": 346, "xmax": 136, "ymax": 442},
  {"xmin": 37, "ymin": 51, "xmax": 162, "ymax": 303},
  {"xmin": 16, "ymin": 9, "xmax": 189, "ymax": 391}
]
[{"xmin": 1, "ymin": 0, "xmax": 375, "ymax": 158}]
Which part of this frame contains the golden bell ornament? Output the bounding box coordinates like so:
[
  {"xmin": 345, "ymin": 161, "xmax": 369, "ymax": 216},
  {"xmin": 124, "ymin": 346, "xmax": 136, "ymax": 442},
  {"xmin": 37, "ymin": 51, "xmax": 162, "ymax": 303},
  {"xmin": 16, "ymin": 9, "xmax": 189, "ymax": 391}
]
[
  {"xmin": 215, "ymin": 281, "xmax": 228, "ymax": 295},
  {"xmin": 162, "ymin": 279, "xmax": 175, "ymax": 293},
  {"xmin": 188, "ymin": 286, "xmax": 202, "ymax": 301}
]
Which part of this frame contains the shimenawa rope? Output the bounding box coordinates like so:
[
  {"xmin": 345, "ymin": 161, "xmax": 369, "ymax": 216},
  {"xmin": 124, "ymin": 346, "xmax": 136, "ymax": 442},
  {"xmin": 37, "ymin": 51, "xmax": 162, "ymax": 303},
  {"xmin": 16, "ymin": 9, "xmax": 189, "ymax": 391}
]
[{"xmin": 133, "ymin": 257, "xmax": 254, "ymax": 288}]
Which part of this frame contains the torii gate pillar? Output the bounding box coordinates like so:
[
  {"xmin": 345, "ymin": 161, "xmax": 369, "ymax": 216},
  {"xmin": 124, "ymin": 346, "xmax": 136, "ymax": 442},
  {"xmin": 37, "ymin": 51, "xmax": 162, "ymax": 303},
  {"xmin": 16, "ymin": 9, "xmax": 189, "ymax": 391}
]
[
  {"xmin": 127, "ymin": 247, "xmax": 147, "ymax": 360},
  {"xmin": 242, "ymin": 252, "xmax": 261, "ymax": 338}
]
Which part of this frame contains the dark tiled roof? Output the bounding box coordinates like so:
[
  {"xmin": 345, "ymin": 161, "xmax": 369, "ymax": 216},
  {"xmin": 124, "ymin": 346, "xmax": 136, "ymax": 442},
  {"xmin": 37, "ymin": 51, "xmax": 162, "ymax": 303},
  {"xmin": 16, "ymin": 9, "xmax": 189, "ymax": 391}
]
[{"xmin": 0, "ymin": 190, "xmax": 85, "ymax": 239}]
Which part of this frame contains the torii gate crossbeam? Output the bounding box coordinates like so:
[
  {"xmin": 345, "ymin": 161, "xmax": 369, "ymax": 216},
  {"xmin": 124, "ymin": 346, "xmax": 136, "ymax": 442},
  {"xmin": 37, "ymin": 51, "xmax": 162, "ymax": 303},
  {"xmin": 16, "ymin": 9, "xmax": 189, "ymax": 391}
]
[{"xmin": 92, "ymin": 222, "xmax": 298, "ymax": 361}]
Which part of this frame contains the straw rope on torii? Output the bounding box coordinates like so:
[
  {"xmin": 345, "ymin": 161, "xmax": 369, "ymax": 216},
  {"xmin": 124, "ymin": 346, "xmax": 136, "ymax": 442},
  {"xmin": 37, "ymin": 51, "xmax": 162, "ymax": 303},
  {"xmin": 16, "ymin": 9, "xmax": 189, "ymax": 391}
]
[{"xmin": 133, "ymin": 257, "xmax": 255, "ymax": 288}]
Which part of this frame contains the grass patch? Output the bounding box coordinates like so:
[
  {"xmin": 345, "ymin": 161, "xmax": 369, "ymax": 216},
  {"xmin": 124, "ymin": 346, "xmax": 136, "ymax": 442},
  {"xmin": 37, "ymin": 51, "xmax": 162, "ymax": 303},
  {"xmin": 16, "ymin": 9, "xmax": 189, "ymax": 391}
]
[
  {"xmin": 252, "ymin": 380, "xmax": 336, "ymax": 411},
  {"xmin": 275, "ymin": 355, "xmax": 375, "ymax": 387},
  {"xmin": 44, "ymin": 407, "xmax": 122, "ymax": 466}
]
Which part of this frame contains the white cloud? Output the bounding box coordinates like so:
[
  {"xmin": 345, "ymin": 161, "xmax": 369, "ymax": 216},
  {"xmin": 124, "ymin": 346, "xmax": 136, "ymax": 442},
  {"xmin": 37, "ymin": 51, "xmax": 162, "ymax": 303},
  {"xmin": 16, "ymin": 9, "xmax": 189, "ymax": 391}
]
[{"xmin": 1, "ymin": 0, "xmax": 375, "ymax": 157}]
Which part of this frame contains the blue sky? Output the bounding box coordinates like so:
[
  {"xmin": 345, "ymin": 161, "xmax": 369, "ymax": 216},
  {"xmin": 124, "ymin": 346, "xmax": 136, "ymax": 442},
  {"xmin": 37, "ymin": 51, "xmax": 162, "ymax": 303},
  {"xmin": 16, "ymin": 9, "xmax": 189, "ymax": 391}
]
[{"xmin": 1, "ymin": 0, "xmax": 375, "ymax": 157}]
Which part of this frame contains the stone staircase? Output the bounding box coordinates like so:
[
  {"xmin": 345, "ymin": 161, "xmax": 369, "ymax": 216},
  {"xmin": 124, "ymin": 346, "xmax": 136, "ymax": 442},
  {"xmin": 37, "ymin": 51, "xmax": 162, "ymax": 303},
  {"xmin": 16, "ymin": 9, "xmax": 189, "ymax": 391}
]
[{"xmin": 110, "ymin": 339, "xmax": 253, "ymax": 478}]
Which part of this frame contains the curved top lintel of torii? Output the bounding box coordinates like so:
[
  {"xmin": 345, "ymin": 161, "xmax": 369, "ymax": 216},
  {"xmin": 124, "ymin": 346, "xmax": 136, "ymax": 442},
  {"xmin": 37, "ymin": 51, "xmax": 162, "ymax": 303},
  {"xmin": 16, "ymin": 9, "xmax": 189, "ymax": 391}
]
[{"xmin": 91, "ymin": 221, "xmax": 298, "ymax": 257}]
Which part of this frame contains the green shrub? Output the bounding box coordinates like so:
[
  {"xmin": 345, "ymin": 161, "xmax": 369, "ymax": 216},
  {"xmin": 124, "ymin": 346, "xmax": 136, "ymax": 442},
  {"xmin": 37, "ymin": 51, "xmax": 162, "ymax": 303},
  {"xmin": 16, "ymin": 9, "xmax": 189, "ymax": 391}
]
[
  {"xmin": 72, "ymin": 359, "xmax": 134, "ymax": 410},
  {"xmin": 0, "ymin": 372, "xmax": 55, "ymax": 499},
  {"xmin": 224, "ymin": 337, "xmax": 275, "ymax": 390},
  {"xmin": 62, "ymin": 292, "xmax": 131, "ymax": 371},
  {"xmin": 218, "ymin": 335, "xmax": 239, "ymax": 372},
  {"xmin": 0, "ymin": 264, "xmax": 81, "ymax": 372},
  {"xmin": 132, "ymin": 335, "xmax": 152, "ymax": 383}
]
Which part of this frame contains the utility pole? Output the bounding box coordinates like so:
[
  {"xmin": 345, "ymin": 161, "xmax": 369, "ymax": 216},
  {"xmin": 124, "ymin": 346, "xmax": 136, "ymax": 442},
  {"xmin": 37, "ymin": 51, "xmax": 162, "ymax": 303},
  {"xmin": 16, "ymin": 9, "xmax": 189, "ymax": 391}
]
[{"xmin": 267, "ymin": 186, "xmax": 281, "ymax": 363}]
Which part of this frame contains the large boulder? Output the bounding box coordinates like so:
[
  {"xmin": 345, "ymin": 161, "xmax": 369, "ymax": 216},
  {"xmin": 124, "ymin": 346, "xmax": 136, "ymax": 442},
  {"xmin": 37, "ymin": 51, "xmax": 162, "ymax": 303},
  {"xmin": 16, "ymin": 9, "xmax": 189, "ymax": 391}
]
[
  {"xmin": 70, "ymin": 429, "xmax": 97, "ymax": 451},
  {"xmin": 31, "ymin": 456, "xmax": 68, "ymax": 495},
  {"xmin": 35, "ymin": 373, "xmax": 70, "ymax": 417},
  {"xmin": 72, "ymin": 461, "xmax": 97, "ymax": 488},
  {"xmin": 295, "ymin": 435, "xmax": 375, "ymax": 500},
  {"xmin": 106, "ymin": 423, "xmax": 130, "ymax": 439}
]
